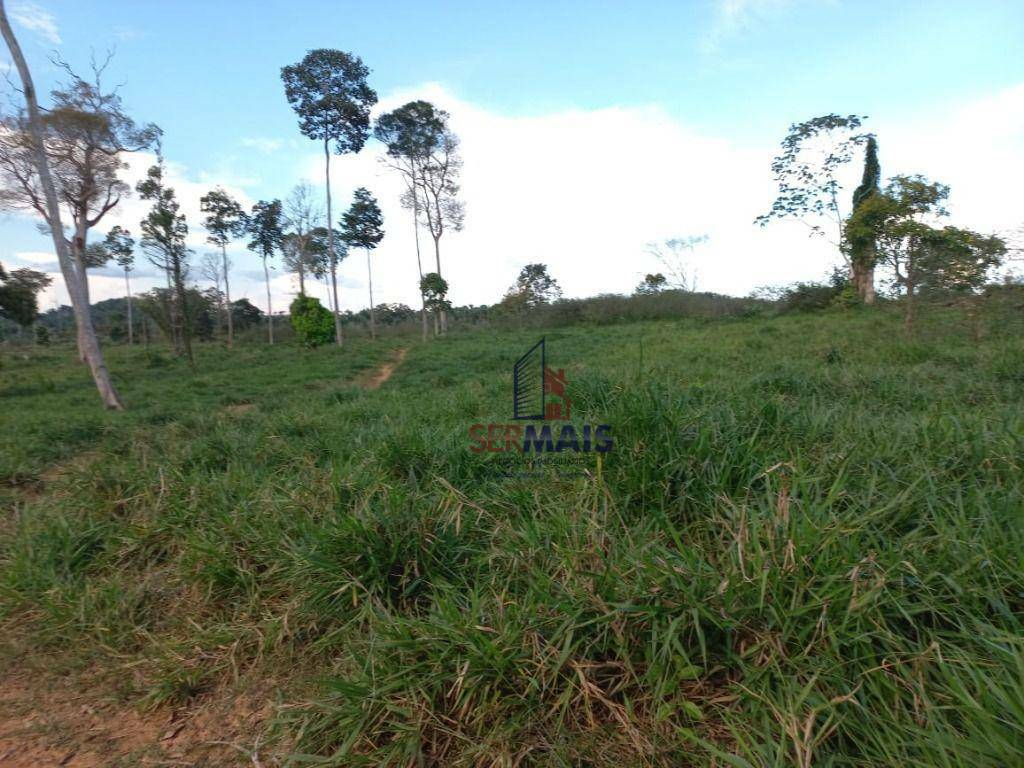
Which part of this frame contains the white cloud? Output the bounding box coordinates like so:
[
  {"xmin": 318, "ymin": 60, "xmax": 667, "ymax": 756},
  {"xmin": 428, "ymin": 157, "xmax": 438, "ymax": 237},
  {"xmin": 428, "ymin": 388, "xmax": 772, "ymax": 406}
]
[
  {"xmin": 240, "ymin": 137, "xmax": 284, "ymax": 154},
  {"xmin": 10, "ymin": 2, "xmax": 61, "ymax": 45},
  {"xmin": 9, "ymin": 81, "xmax": 1024, "ymax": 319}
]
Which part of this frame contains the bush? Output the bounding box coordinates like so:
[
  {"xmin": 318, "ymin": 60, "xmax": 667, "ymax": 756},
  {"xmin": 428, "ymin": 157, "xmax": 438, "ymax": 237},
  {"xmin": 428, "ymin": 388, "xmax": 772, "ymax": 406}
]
[{"xmin": 290, "ymin": 294, "xmax": 334, "ymax": 347}]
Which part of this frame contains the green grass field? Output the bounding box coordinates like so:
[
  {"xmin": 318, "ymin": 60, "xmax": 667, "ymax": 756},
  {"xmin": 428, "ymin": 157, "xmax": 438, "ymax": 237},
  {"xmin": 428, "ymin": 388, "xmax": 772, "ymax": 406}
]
[{"xmin": 2, "ymin": 307, "xmax": 1023, "ymax": 766}]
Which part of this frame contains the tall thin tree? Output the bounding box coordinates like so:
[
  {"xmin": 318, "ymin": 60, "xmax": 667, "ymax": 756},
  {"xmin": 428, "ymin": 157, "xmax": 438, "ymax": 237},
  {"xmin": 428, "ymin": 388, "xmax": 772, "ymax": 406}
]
[
  {"xmin": 848, "ymin": 135, "xmax": 881, "ymax": 304},
  {"xmin": 104, "ymin": 226, "xmax": 135, "ymax": 344},
  {"xmin": 200, "ymin": 188, "xmax": 245, "ymax": 349},
  {"xmin": 247, "ymin": 199, "xmax": 284, "ymax": 344},
  {"xmin": 374, "ymin": 101, "xmax": 445, "ymax": 341},
  {"xmin": 340, "ymin": 187, "xmax": 385, "ymax": 339},
  {"xmin": 282, "ymin": 49, "xmax": 377, "ymax": 346}
]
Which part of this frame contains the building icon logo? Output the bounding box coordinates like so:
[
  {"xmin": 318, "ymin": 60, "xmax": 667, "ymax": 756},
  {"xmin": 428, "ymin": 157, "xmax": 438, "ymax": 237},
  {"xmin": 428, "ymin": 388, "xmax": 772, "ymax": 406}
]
[{"xmin": 512, "ymin": 337, "xmax": 572, "ymax": 421}]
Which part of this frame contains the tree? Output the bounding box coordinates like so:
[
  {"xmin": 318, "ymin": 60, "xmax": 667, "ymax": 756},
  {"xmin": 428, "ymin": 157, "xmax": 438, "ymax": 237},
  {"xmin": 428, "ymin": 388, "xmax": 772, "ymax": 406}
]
[
  {"xmin": 757, "ymin": 114, "xmax": 870, "ymax": 268},
  {"xmin": 231, "ymin": 298, "xmax": 263, "ymax": 330},
  {"xmin": 282, "ymin": 49, "xmax": 378, "ymax": 346},
  {"xmin": 340, "ymin": 187, "xmax": 384, "ymax": 339},
  {"xmin": 199, "ymin": 188, "xmax": 246, "ymax": 349},
  {"xmin": 282, "ymin": 181, "xmax": 323, "ymax": 295},
  {"xmin": 374, "ymin": 100, "xmax": 446, "ymax": 341},
  {"xmin": 420, "ymin": 272, "xmax": 450, "ymax": 337},
  {"xmin": 635, "ymin": 273, "xmax": 668, "ymax": 295},
  {"xmin": 916, "ymin": 226, "xmax": 1005, "ymax": 339},
  {"xmin": 290, "ymin": 294, "xmax": 334, "ymax": 347},
  {"xmin": 847, "ymin": 136, "xmax": 882, "ymax": 303},
  {"xmin": 103, "ymin": 226, "xmax": 135, "ymax": 344},
  {"xmin": 199, "ymin": 252, "xmax": 225, "ymax": 338},
  {"xmin": 414, "ymin": 112, "xmax": 464, "ymax": 334},
  {"xmin": 138, "ymin": 150, "xmax": 193, "ymax": 364},
  {"xmin": 849, "ymin": 174, "xmax": 950, "ymax": 335},
  {"xmin": 646, "ymin": 236, "xmax": 708, "ymax": 291},
  {"xmin": 0, "ymin": 263, "xmax": 51, "ymax": 328},
  {"xmin": 0, "ymin": 12, "xmax": 155, "ymax": 407},
  {"xmin": 247, "ymin": 199, "xmax": 284, "ymax": 344},
  {"xmin": 505, "ymin": 263, "xmax": 562, "ymax": 308}
]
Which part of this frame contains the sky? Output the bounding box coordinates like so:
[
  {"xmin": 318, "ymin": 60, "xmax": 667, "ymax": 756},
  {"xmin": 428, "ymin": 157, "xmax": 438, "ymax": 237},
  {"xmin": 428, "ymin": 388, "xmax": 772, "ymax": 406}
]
[{"xmin": 2, "ymin": 0, "xmax": 1023, "ymax": 315}]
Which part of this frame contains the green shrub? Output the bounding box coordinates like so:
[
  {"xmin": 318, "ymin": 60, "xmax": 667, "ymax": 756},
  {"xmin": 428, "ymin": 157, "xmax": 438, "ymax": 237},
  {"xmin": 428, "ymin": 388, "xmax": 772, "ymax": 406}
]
[{"xmin": 290, "ymin": 294, "xmax": 334, "ymax": 347}]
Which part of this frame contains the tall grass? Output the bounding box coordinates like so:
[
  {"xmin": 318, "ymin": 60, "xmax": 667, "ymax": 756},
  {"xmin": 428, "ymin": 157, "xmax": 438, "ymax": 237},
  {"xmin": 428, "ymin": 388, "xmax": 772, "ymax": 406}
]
[{"xmin": 1, "ymin": 305, "xmax": 1022, "ymax": 765}]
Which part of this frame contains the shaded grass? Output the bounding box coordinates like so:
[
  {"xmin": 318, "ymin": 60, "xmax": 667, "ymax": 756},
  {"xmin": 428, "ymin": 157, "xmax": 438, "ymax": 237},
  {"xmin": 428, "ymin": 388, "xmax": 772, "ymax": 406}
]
[{"xmin": 1, "ymin": 306, "xmax": 1023, "ymax": 765}]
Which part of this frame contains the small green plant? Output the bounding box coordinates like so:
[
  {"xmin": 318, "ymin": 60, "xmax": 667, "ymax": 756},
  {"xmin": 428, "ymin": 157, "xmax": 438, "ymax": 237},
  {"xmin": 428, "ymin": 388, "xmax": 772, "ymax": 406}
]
[
  {"xmin": 34, "ymin": 325, "xmax": 50, "ymax": 345},
  {"xmin": 290, "ymin": 294, "xmax": 335, "ymax": 347}
]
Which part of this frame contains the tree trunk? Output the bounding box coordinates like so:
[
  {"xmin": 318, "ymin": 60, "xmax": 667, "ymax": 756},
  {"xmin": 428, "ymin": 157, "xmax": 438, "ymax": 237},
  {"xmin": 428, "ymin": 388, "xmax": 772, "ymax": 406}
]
[
  {"xmin": 433, "ymin": 235, "xmax": 447, "ymax": 334},
  {"xmin": 172, "ymin": 255, "xmax": 193, "ymax": 365},
  {"xmin": 124, "ymin": 267, "xmax": 133, "ymax": 345},
  {"xmin": 1, "ymin": 4, "xmax": 124, "ymax": 409},
  {"xmin": 325, "ymin": 138, "xmax": 342, "ymax": 347},
  {"xmin": 903, "ymin": 262, "xmax": 916, "ymax": 338},
  {"xmin": 366, "ymin": 248, "xmax": 376, "ymax": 340},
  {"xmin": 222, "ymin": 243, "xmax": 233, "ymax": 349},
  {"xmin": 263, "ymin": 254, "xmax": 274, "ymax": 345},
  {"xmin": 410, "ymin": 174, "xmax": 428, "ymax": 342}
]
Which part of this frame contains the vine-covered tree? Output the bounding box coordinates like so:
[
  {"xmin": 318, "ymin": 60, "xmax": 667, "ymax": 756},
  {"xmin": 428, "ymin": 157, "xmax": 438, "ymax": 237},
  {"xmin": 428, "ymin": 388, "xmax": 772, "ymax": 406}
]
[
  {"xmin": 281, "ymin": 49, "xmax": 377, "ymax": 346},
  {"xmin": 247, "ymin": 199, "xmax": 285, "ymax": 344},
  {"xmin": 340, "ymin": 187, "xmax": 384, "ymax": 339},
  {"xmin": 847, "ymin": 135, "xmax": 881, "ymax": 303},
  {"xmin": 374, "ymin": 100, "xmax": 446, "ymax": 340},
  {"xmin": 199, "ymin": 188, "xmax": 246, "ymax": 349},
  {"xmin": 104, "ymin": 226, "xmax": 135, "ymax": 344},
  {"xmin": 420, "ymin": 272, "xmax": 450, "ymax": 337},
  {"xmin": 646, "ymin": 236, "xmax": 708, "ymax": 291},
  {"xmin": 138, "ymin": 150, "xmax": 193, "ymax": 364}
]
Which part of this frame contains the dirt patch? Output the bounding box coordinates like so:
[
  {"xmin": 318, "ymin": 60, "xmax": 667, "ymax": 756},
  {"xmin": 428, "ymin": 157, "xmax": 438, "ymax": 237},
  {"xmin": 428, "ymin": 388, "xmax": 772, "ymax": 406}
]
[
  {"xmin": 0, "ymin": 666, "xmax": 275, "ymax": 767},
  {"xmin": 223, "ymin": 402, "xmax": 256, "ymax": 416},
  {"xmin": 359, "ymin": 347, "xmax": 408, "ymax": 390}
]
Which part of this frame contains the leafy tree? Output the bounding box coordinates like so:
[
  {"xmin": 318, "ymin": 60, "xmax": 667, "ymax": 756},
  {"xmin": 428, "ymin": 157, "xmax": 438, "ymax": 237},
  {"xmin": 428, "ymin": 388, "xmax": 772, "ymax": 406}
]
[
  {"xmin": 138, "ymin": 150, "xmax": 193, "ymax": 364},
  {"xmin": 505, "ymin": 263, "xmax": 562, "ymax": 308},
  {"xmin": 635, "ymin": 273, "xmax": 668, "ymax": 295},
  {"xmin": 247, "ymin": 199, "xmax": 285, "ymax": 344},
  {"xmin": 199, "ymin": 252, "xmax": 226, "ymax": 338},
  {"xmin": 846, "ymin": 136, "xmax": 882, "ymax": 303},
  {"xmin": 0, "ymin": 263, "xmax": 51, "ymax": 328},
  {"xmin": 282, "ymin": 49, "xmax": 377, "ymax": 346},
  {"xmin": 199, "ymin": 188, "xmax": 246, "ymax": 348},
  {"xmin": 231, "ymin": 298, "xmax": 263, "ymax": 330},
  {"xmin": 375, "ymin": 100, "xmax": 446, "ymax": 340},
  {"xmin": 290, "ymin": 294, "xmax": 334, "ymax": 347},
  {"xmin": 414, "ymin": 110, "xmax": 464, "ymax": 334},
  {"xmin": 757, "ymin": 114, "xmax": 869, "ymax": 264},
  {"xmin": 340, "ymin": 187, "xmax": 384, "ymax": 339},
  {"xmin": 104, "ymin": 226, "xmax": 135, "ymax": 344},
  {"xmin": 137, "ymin": 287, "xmax": 215, "ymax": 345},
  {"xmin": 420, "ymin": 272, "xmax": 450, "ymax": 336}
]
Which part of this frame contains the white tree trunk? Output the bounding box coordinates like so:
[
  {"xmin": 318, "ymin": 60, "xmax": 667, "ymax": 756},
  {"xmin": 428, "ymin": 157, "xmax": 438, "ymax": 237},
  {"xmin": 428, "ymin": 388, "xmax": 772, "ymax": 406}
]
[
  {"xmin": 325, "ymin": 138, "xmax": 342, "ymax": 346},
  {"xmin": 1, "ymin": 2, "xmax": 123, "ymax": 409}
]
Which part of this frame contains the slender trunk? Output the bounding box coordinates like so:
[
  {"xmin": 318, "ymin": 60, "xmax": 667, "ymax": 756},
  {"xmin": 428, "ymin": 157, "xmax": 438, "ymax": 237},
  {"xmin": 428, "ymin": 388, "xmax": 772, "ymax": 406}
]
[
  {"xmin": 298, "ymin": 260, "xmax": 306, "ymax": 295},
  {"xmin": 366, "ymin": 248, "xmax": 376, "ymax": 340},
  {"xmin": 433, "ymin": 235, "xmax": 447, "ymax": 334},
  {"xmin": 172, "ymin": 255, "xmax": 193, "ymax": 365},
  {"xmin": 1, "ymin": 5, "xmax": 123, "ymax": 407},
  {"xmin": 73, "ymin": 238, "xmax": 90, "ymax": 362},
  {"xmin": 903, "ymin": 260, "xmax": 916, "ymax": 338},
  {"xmin": 124, "ymin": 267, "xmax": 133, "ymax": 345},
  {"xmin": 221, "ymin": 243, "xmax": 233, "ymax": 349},
  {"xmin": 263, "ymin": 254, "xmax": 274, "ymax": 345},
  {"xmin": 325, "ymin": 138, "xmax": 342, "ymax": 346},
  {"xmin": 411, "ymin": 180, "xmax": 428, "ymax": 342}
]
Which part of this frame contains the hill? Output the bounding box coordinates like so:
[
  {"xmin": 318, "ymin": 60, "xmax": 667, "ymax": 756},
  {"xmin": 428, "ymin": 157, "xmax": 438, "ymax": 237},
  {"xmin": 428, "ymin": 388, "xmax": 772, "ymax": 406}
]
[{"xmin": 1, "ymin": 307, "xmax": 1023, "ymax": 766}]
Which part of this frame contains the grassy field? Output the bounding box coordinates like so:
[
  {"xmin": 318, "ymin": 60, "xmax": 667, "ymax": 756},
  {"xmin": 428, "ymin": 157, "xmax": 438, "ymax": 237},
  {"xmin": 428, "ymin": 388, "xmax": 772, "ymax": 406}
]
[{"xmin": 1, "ymin": 307, "xmax": 1023, "ymax": 766}]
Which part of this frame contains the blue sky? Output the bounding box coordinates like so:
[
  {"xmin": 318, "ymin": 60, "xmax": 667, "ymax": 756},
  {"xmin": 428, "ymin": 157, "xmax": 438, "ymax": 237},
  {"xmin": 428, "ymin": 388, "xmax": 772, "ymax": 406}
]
[{"xmin": 3, "ymin": 0, "xmax": 1023, "ymax": 311}]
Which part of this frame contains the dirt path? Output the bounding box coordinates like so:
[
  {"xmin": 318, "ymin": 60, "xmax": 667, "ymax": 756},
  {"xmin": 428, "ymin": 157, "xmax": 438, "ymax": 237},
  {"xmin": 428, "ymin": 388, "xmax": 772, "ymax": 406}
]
[{"xmin": 360, "ymin": 347, "xmax": 408, "ymax": 390}]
